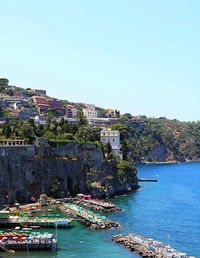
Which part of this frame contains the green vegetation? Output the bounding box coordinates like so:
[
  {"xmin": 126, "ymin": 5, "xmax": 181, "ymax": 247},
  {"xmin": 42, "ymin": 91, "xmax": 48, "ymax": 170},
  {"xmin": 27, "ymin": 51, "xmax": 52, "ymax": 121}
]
[
  {"xmin": 49, "ymin": 178, "xmax": 61, "ymax": 198},
  {"xmin": 116, "ymin": 161, "xmax": 135, "ymax": 181},
  {"xmin": 0, "ymin": 117, "xmax": 100, "ymax": 145},
  {"xmin": 118, "ymin": 116, "xmax": 200, "ymax": 162}
]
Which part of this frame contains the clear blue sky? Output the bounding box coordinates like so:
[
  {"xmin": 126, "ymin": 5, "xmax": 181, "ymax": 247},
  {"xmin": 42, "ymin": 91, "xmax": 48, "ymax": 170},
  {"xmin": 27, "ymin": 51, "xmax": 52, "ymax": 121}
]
[{"xmin": 1, "ymin": 0, "xmax": 200, "ymax": 121}]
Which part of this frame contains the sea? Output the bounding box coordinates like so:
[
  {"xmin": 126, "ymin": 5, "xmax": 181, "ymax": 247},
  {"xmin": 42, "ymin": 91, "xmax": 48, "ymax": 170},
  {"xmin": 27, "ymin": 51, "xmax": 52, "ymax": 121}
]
[{"xmin": 4, "ymin": 162, "xmax": 200, "ymax": 258}]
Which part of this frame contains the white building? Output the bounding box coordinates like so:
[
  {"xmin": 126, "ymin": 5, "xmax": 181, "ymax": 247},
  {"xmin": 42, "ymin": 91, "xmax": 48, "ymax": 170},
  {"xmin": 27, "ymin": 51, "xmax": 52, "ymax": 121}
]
[
  {"xmin": 83, "ymin": 108, "xmax": 98, "ymax": 119},
  {"xmin": 100, "ymin": 129, "xmax": 121, "ymax": 160},
  {"xmin": 84, "ymin": 104, "xmax": 96, "ymax": 110},
  {"xmin": 34, "ymin": 115, "xmax": 47, "ymax": 125}
]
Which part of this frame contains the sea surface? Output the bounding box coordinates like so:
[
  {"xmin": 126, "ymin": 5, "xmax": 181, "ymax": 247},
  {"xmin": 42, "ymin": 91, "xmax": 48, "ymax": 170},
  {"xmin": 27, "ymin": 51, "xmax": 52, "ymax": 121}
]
[{"xmin": 4, "ymin": 162, "xmax": 200, "ymax": 258}]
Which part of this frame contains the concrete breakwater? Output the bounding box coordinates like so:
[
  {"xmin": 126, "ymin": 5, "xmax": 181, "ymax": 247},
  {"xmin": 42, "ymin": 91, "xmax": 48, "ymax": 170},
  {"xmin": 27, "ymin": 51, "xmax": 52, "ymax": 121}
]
[
  {"xmin": 64, "ymin": 198, "xmax": 122, "ymax": 212},
  {"xmin": 112, "ymin": 234, "xmax": 194, "ymax": 258},
  {"xmin": 58, "ymin": 203, "xmax": 120, "ymax": 230},
  {"xmin": 138, "ymin": 178, "xmax": 158, "ymax": 182}
]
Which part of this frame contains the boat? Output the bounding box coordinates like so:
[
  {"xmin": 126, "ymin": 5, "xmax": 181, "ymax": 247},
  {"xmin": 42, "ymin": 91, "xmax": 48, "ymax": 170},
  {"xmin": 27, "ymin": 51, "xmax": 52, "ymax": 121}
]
[{"xmin": 28, "ymin": 209, "xmax": 42, "ymax": 214}]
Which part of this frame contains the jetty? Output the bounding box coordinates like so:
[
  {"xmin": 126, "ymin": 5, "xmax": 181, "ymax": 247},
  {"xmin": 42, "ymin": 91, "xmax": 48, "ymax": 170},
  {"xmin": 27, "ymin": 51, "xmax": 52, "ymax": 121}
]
[
  {"xmin": 64, "ymin": 197, "xmax": 122, "ymax": 212},
  {"xmin": 138, "ymin": 178, "xmax": 158, "ymax": 182},
  {"xmin": 112, "ymin": 234, "xmax": 194, "ymax": 258},
  {"xmin": 0, "ymin": 216, "xmax": 71, "ymax": 228},
  {"xmin": 58, "ymin": 203, "xmax": 120, "ymax": 230}
]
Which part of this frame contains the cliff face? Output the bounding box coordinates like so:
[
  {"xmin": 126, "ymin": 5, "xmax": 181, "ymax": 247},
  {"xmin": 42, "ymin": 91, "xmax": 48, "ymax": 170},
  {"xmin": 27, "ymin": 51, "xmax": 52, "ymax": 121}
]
[
  {"xmin": 144, "ymin": 144, "xmax": 168, "ymax": 162},
  {"xmin": 143, "ymin": 143, "xmax": 190, "ymax": 163},
  {"xmin": 0, "ymin": 140, "xmax": 138, "ymax": 207}
]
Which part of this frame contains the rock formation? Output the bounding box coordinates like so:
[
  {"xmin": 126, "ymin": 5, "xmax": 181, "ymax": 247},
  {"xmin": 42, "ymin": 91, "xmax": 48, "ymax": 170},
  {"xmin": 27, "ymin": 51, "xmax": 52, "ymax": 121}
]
[{"xmin": 0, "ymin": 140, "xmax": 138, "ymax": 208}]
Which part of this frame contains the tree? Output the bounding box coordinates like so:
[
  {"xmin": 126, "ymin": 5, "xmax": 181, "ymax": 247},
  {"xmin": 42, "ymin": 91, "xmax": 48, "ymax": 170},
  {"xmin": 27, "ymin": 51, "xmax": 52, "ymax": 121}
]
[
  {"xmin": 3, "ymin": 124, "xmax": 12, "ymax": 138},
  {"xmin": 49, "ymin": 178, "xmax": 61, "ymax": 198},
  {"xmin": 34, "ymin": 126, "xmax": 44, "ymax": 137},
  {"xmin": 123, "ymin": 113, "xmax": 132, "ymax": 120},
  {"xmin": 121, "ymin": 140, "xmax": 128, "ymax": 160},
  {"xmin": 0, "ymin": 107, "xmax": 4, "ymax": 118},
  {"xmin": 111, "ymin": 124, "xmax": 128, "ymax": 140},
  {"xmin": 76, "ymin": 110, "xmax": 88, "ymax": 126},
  {"xmin": 106, "ymin": 141, "xmax": 112, "ymax": 155},
  {"xmin": 76, "ymin": 126, "xmax": 100, "ymax": 142},
  {"xmin": 18, "ymin": 123, "xmax": 35, "ymax": 143},
  {"xmin": 59, "ymin": 117, "xmax": 65, "ymax": 127}
]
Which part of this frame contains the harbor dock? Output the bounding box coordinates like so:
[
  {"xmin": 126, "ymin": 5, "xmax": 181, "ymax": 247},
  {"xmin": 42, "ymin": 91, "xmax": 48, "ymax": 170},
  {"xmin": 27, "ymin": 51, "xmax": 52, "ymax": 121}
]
[
  {"xmin": 64, "ymin": 197, "xmax": 122, "ymax": 212},
  {"xmin": 0, "ymin": 232, "xmax": 57, "ymax": 252},
  {"xmin": 112, "ymin": 234, "xmax": 194, "ymax": 258},
  {"xmin": 59, "ymin": 203, "xmax": 120, "ymax": 230},
  {"xmin": 0, "ymin": 217, "xmax": 71, "ymax": 228}
]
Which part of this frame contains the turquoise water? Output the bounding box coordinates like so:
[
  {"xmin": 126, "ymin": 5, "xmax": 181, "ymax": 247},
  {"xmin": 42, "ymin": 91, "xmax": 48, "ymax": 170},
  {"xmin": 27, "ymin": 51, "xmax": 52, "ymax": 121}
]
[{"xmin": 4, "ymin": 162, "xmax": 200, "ymax": 257}]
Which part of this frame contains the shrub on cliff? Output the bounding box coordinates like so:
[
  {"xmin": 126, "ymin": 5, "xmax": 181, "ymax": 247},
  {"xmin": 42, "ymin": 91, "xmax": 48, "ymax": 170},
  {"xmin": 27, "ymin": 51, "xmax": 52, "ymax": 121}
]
[
  {"xmin": 116, "ymin": 161, "xmax": 135, "ymax": 182},
  {"xmin": 49, "ymin": 178, "xmax": 61, "ymax": 198}
]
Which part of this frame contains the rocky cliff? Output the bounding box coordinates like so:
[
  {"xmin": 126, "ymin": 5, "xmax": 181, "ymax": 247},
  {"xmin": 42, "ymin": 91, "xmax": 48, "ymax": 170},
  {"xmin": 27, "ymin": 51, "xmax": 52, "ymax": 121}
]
[{"xmin": 0, "ymin": 140, "xmax": 138, "ymax": 207}]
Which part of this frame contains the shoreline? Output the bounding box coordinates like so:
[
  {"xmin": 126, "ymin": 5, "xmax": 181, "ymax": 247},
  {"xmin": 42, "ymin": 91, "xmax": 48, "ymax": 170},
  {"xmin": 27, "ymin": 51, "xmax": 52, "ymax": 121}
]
[{"xmin": 140, "ymin": 159, "xmax": 200, "ymax": 165}]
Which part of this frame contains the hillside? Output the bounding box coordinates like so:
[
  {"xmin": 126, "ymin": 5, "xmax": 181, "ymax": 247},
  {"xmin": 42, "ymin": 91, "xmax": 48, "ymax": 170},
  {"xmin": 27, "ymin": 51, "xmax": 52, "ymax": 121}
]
[
  {"xmin": 113, "ymin": 116, "xmax": 200, "ymax": 163},
  {"xmin": 0, "ymin": 78, "xmax": 200, "ymax": 163}
]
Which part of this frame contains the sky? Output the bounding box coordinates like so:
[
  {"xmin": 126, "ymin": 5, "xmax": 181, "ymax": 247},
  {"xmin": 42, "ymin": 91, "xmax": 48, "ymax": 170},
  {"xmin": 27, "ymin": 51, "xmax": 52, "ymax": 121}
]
[{"xmin": 1, "ymin": 0, "xmax": 200, "ymax": 121}]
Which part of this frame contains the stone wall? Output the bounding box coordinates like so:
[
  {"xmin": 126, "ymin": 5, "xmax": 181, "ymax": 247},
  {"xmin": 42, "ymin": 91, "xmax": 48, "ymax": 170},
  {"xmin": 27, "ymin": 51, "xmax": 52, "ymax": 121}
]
[{"xmin": 0, "ymin": 146, "xmax": 35, "ymax": 157}]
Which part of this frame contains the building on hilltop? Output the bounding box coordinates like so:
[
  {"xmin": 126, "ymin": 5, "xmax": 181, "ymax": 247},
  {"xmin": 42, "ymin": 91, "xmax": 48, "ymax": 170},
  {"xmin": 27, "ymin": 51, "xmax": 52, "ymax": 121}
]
[
  {"xmin": 84, "ymin": 104, "xmax": 96, "ymax": 110},
  {"xmin": 32, "ymin": 96, "xmax": 64, "ymax": 114},
  {"xmin": 83, "ymin": 108, "xmax": 99, "ymax": 119},
  {"xmin": 88, "ymin": 117, "xmax": 119, "ymax": 127},
  {"xmin": 32, "ymin": 96, "xmax": 47, "ymax": 105},
  {"xmin": 65, "ymin": 105, "xmax": 78, "ymax": 118},
  {"xmin": 83, "ymin": 104, "xmax": 99, "ymax": 120},
  {"xmin": 106, "ymin": 109, "xmax": 120, "ymax": 118},
  {"xmin": 89, "ymin": 118, "xmax": 111, "ymax": 127},
  {"xmin": 100, "ymin": 128, "xmax": 121, "ymax": 161},
  {"xmin": 33, "ymin": 89, "xmax": 46, "ymax": 96}
]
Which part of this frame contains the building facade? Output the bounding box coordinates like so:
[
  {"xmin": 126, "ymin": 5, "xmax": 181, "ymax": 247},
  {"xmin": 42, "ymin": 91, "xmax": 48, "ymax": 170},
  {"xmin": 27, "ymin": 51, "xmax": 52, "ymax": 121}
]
[
  {"xmin": 65, "ymin": 105, "xmax": 78, "ymax": 118},
  {"xmin": 83, "ymin": 109, "xmax": 98, "ymax": 119},
  {"xmin": 100, "ymin": 129, "xmax": 121, "ymax": 161}
]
